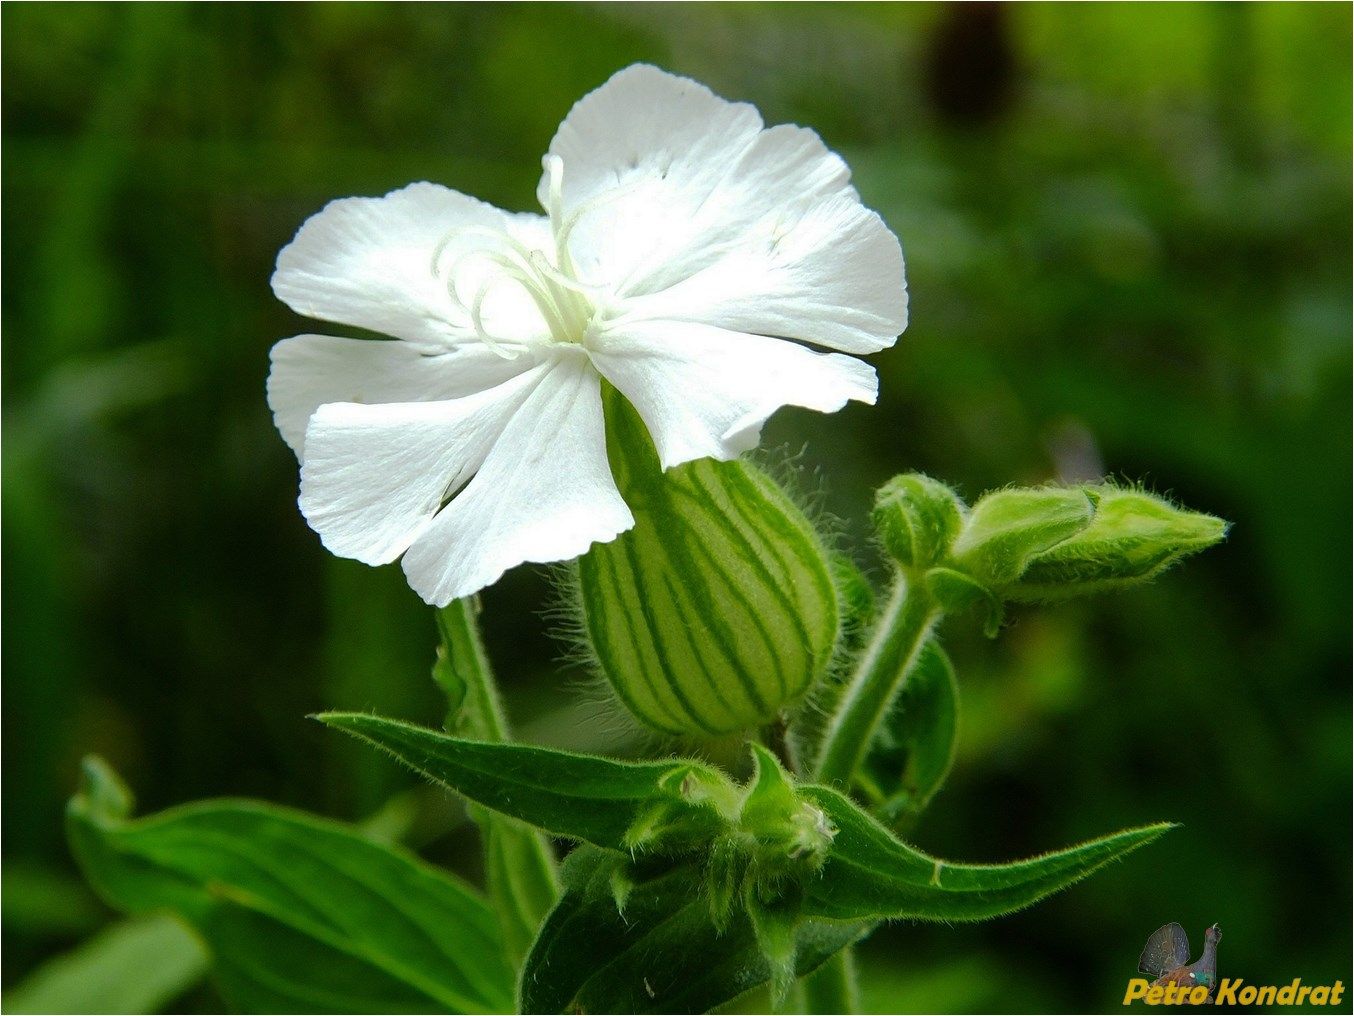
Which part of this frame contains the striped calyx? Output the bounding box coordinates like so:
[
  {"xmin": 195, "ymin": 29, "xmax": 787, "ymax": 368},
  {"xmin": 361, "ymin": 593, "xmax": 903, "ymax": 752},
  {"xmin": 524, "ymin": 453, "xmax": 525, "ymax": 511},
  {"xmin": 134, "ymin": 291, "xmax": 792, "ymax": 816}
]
[{"xmin": 576, "ymin": 387, "xmax": 840, "ymax": 738}]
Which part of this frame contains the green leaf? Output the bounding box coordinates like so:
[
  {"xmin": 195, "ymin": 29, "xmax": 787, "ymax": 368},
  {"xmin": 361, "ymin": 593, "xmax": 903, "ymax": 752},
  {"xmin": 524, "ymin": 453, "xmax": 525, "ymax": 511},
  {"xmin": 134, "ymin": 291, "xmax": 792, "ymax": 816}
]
[
  {"xmin": 858, "ymin": 639, "xmax": 960, "ymax": 830},
  {"xmin": 67, "ymin": 757, "xmax": 512, "ymax": 1014},
  {"xmin": 577, "ymin": 385, "xmax": 839, "ymax": 737},
  {"xmin": 799, "ymin": 784, "xmax": 1172, "ymax": 923},
  {"xmin": 317, "ymin": 712, "xmax": 737, "ymax": 852},
  {"xmin": 4, "ymin": 914, "xmax": 208, "ymax": 1015},
  {"xmin": 519, "ymin": 847, "xmax": 864, "ymax": 1015}
]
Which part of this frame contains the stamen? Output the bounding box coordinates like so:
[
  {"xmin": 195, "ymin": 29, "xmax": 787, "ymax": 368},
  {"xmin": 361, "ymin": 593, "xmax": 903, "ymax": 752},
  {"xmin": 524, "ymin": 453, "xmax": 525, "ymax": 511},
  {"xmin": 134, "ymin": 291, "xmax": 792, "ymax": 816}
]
[
  {"xmin": 550, "ymin": 174, "xmax": 649, "ymax": 287},
  {"xmin": 467, "ymin": 278, "xmax": 521, "ymax": 360},
  {"xmin": 428, "ymin": 219, "xmax": 598, "ymax": 349}
]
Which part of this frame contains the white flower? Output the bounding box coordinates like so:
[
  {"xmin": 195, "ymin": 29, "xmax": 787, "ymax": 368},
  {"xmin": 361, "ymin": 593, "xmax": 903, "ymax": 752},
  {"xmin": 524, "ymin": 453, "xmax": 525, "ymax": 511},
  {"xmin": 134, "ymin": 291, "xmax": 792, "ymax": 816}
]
[{"xmin": 267, "ymin": 65, "xmax": 907, "ymax": 606}]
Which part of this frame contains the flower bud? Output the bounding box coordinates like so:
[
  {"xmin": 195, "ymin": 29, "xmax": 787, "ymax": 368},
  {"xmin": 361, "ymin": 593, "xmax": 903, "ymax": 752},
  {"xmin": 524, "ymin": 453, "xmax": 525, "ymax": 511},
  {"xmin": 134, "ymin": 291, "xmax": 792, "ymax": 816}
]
[
  {"xmin": 623, "ymin": 764, "xmax": 740, "ymax": 854},
  {"xmin": 740, "ymin": 746, "xmax": 835, "ymax": 871},
  {"xmin": 577, "ymin": 389, "xmax": 839, "ymax": 737},
  {"xmin": 1005, "ymin": 487, "xmax": 1227, "ymax": 602},
  {"xmin": 872, "ymin": 473, "xmax": 966, "ymax": 569},
  {"xmin": 950, "ymin": 486, "xmax": 1097, "ymax": 587}
]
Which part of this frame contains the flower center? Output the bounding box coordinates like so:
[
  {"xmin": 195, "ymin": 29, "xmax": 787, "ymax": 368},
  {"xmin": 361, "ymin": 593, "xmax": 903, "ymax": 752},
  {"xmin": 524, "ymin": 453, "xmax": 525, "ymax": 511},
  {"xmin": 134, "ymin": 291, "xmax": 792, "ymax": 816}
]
[{"xmin": 429, "ymin": 157, "xmax": 603, "ymax": 359}]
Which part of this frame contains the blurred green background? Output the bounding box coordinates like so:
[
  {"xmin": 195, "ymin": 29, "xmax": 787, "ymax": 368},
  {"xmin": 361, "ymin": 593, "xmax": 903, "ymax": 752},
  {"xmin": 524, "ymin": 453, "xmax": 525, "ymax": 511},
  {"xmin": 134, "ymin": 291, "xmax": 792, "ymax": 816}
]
[{"xmin": 3, "ymin": 3, "xmax": 1350, "ymax": 1012}]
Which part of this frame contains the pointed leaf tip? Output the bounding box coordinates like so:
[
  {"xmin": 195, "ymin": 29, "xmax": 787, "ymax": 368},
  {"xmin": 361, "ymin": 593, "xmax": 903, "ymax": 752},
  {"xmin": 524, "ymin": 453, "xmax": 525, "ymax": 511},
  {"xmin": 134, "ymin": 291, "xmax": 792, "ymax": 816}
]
[
  {"xmin": 320, "ymin": 712, "xmax": 734, "ymax": 852},
  {"xmin": 799, "ymin": 785, "xmax": 1172, "ymax": 923}
]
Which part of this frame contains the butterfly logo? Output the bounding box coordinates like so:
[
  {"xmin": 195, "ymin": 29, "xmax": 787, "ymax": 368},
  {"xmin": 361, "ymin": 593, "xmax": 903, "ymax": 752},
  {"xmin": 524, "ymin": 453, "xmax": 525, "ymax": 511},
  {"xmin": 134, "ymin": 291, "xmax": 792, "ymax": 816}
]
[{"xmin": 1138, "ymin": 923, "xmax": 1222, "ymax": 1001}]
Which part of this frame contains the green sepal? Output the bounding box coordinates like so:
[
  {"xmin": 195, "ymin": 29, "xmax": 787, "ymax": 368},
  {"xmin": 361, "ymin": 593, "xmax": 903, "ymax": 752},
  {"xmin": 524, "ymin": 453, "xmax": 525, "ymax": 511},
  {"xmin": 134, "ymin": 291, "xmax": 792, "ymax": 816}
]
[
  {"xmin": 607, "ymin": 861, "xmax": 637, "ymax": 917},
  {"xmin": 625, "ymin": 766, "xmax": 743, "ymax": 854},
  {"xmin": 67, "ymin": 757, "xmax": 512, "ymax": 1014},
  {"xmin": 950, "ymin": 486, "xmax": 1097, "ymax": 587},
  {"xmin": 317, "ymin": 713, "xmax": 738, "ymax": 853},
  {"xmin": 1006, "ymin": 487, "xmax": 1228, "ymax": 602},
  {"xmin": 858, "ymin": 639, "xmax": 960, "ymax": 831},
  {"xmin": 872, "ymin": 473, "xmax": 966, "ymax": 569},
  {"xmin": 706, "ymin": 836, "xmax": 745, "ymax": 933},
  {"xmin": 831, "ymin": 551, "xmax": 876, "ymax": 632},
  {"xmin": 518, "ymin": 846, "xmax": 865, "ymax": 1015},
  {"xmin": 800, "ymin": 784, "xmax": 1173, "ymax": 923},
  {"xmin": 577, "ymin": 386, "xmax": 840, "ymax": 738}
]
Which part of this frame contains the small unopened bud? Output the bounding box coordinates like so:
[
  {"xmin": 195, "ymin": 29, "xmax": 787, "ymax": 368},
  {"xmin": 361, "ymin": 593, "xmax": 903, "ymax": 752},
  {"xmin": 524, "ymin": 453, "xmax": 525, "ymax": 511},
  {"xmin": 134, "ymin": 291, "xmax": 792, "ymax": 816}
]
[
  {"xmin": 623, "ymin": 764, "xmax": 738, "ymax": 854},
  {"xmin": 872, "ymin": 473, "xmax": 966, "ymax": 569},
  {"xmin": 1006, "ymin": 487, "xmax": 1227, "ymax": 602},
  {"xmin": 740, "ymin": 745, "xmax": 835, "ymax": 878},
  {"xmin": 950, "ymin": 486, "xmax": 1097, "ymax": 586}
]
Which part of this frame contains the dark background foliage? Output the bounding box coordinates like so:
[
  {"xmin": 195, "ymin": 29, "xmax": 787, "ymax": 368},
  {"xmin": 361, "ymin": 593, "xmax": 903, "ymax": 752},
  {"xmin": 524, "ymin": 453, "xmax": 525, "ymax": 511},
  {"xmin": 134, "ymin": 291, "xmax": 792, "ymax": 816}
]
[{"xmin": 3, "ymin": 4, "xmax": 1349, "ymax": 1012}]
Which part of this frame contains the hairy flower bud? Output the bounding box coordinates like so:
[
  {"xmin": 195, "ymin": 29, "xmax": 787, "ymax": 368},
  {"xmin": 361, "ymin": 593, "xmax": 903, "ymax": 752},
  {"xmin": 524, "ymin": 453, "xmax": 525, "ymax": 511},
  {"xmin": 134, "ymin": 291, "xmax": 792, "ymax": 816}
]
[
  {"xmin": 1005, "ymin": 487, "xmax": 1227, "ymax": 602},
  {"xmin": 872, "ymin": 473, "xmax": 966, "ymax": 569},
  {"xmin": 739, "ymin": 745, "xmax": 835, "ymax": 877},
  {"xmin": 950, "ymin": 486, "xmax": 1097, "ymax": 587},
  {"xmin": 577, "ymin": 388, "xmax": 839, "ymax": 737}
]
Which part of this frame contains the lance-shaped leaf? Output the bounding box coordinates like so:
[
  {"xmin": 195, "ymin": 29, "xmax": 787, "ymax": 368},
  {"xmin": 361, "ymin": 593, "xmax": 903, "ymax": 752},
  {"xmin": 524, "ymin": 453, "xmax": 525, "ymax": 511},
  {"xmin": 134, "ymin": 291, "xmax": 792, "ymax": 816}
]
[
  {"xmin": 799, "ymin": 785, "xmax": 1172, "ymax": 922},
  {"xmin": 318, "ymin": 712, "xmax": 737, "ymax": 852},
  {"xmin": 520, "ymin": 847, "xmax": 864, "ymax": 1015},
  {"xmin": 67, "ymin": 757, "xmax": 512, "ymax": 1014}
]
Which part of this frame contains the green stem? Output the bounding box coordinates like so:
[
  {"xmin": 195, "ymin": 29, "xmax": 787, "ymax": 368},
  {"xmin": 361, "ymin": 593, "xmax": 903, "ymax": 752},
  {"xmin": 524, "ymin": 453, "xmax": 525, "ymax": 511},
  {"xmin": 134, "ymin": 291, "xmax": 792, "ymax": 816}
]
[
  {"xmin": 813, "ymin": 572, "xmax": 940, "ymax": 787},
  {"xmin": 436, "ymin": 598, "xmax": 510, "ymax": 740},
  {"xmin": 802, "ymin": 948, "xmax": 860, "ymax": 1014},
  {"xmin": 435, "ymin": 599, "xmax": 559, "ymax": 966}
]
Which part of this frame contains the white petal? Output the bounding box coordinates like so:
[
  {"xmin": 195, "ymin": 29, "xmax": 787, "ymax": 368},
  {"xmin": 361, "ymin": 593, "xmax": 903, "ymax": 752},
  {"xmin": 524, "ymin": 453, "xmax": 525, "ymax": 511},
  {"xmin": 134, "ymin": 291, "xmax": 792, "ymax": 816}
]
[
  {"xmin": 297, "ymin": 367, "xmax": 547, "ymax": 566},
  {"xmin": 613, "ymin": 190, "xmax": 907, "ymax": 355},
  {"xmin": 401, "ymin": 354, "xmax": 633, "ymax": 605},
  {"xmin": 589, "ymin": 320, "xmax": 879, "ymax": 470},
  {"xmin": 272, "ymin": 182, "xmax": 552, "ymax": 349},
  {"xmin": 543, "ymin": 65, "xmax": 906, "ymax": 353},
  {"xmin": 267, "ymin": 334, "xmax": 532, "ymax": 456}
]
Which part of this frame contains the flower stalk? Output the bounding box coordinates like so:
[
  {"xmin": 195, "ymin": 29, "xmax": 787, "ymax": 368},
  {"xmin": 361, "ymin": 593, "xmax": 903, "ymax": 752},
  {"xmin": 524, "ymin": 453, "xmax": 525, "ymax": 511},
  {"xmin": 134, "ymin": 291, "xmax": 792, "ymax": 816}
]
[
  {"xmin": 434, "ymin": 598, "xmax": 509, "ymax": 739},
  {"xmin": 435, "ymin": 598, "xmax": 559, "ymax": 964},
  {"xmin": 801, "ymin": 950, "xmax": 860, "ymax": 1015},
  {"xmin": 813, "ymin": 572, "xmax": 941, "ymax": 787}
]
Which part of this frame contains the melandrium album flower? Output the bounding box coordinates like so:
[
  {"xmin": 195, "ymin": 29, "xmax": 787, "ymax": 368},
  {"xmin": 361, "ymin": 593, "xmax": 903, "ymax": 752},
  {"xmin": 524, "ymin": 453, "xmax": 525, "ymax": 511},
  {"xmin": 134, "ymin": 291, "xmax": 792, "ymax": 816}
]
[{"xmin": 267, "ymin": 64, "xmax": 908, "ymax": 605}]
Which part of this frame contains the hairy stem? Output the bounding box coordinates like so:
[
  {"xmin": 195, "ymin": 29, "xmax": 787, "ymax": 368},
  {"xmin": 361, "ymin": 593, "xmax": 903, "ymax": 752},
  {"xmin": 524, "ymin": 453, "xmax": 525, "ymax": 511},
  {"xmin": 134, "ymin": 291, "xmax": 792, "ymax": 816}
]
[
  {"xmin": 436, "ymin": 599, "xmax": 559, "ymax": 965},
  {"xmin": 813, "ymin": 573, "xmax": 940, "ymax": 787},
  {"xmin": 436, "ymin": 598, "xmax": 510, "ymax": 740}
]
